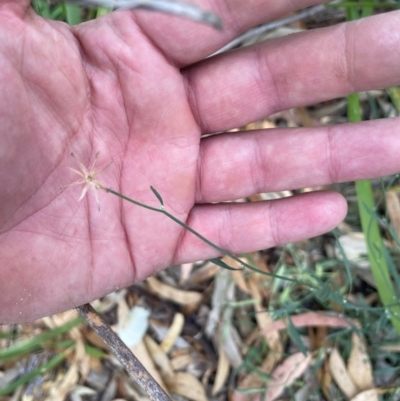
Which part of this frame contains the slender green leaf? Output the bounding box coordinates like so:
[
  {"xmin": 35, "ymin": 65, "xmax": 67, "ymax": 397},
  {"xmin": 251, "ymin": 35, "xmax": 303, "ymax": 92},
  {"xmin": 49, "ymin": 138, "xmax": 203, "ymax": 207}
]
[
  {"xmin": 387, "ymin": 87, "xmax": 400, "ymax": 112},
  {"xmin": 286, "ymin": 315, "xmax": 307, "ymax": 356},
  {"xmin": 0, "ymin": 317, "xmax": 82, "ymax": 362},
  {"xmin": 96, "ymin": 6, "xmax": 112, "ymax": 17},
  {"xmin": 346, "ymin": 3, "xmax": 400, "ymax": 336},
  {"xmin": 64, "ymin": 3, "xmax": 82, "ymax": 25},
  {"xmin": 150, "ymin": 186, "xmax": 164, "ymax": 207},
  {"xmin": 0, "ymin": 350, "xmax": 70, "ymax": 396}
]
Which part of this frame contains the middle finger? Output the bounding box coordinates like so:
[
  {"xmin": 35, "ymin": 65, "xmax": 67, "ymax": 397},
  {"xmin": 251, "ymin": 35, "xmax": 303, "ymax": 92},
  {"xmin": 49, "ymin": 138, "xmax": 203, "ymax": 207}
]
[{"xmin": 195, "ymin": 117, "xmax": 400, "ymax": 203}]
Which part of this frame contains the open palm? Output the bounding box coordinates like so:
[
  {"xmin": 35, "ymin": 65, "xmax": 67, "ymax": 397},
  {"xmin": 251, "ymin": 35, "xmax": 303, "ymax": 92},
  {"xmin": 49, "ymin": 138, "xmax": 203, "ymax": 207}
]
[{"xmin": 1, "ymin": 0, "xmax": 400, "ymax": 323}]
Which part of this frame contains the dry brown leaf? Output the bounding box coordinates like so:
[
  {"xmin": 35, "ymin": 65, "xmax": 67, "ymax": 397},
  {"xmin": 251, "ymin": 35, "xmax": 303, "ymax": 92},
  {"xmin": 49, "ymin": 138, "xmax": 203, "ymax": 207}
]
[
  {"xmin": 146, "ymin": 277, "xmax": 202, "ymax": 306},
  {"xmin": 212, "ymin": 347, "xmax": 230, "ymax": 396},
  {"xmin": 46, "ymin": 362, "xmax": 79, "ymax": 401},
  {"xmin": 83, "ymin": 327, "xmax": 109, "ymax": 351},
  {"xmin": 160, "ymin": 313, "xmax": 185, "ymax": 353},
  {"xmin": 165, "ymin": 372, "xmax": 208, "ymax": 401},
  {"xmin": 180, "ymin": 263, "xmax": 194, "ymax": 283},
  {"xmin": 44, "ymin": 311, "xmax": 91, "ymax": 384},
  {"xmin": 348, "ymin": 333, "xmax": 374, "ymax": 392},
  {"xmin": 243, "ymin": 119, "xmax": 276, "ymax": 130},
  {"xmin": 386, "ymin": 190, "xmax": 400, "ymax": 239},
  {"xmin": 319, "ymin": 356, "xmax": 333, "ymax": 401},
  {"xmin": 263, "ymin": 312, "xmax": 352, "ymax": 335},
  {"xmin": 234, "ymin": 354, "xmax": 312, "ymax": 401},
  {"xmin": 68, "ymin": 326, "xmax": 91, "ymax": 380},
  {"xmin": 309, "ymin": 326, "xmax": 328, "ymax": 351},
  {"xmin": 295, "ymin": 107, "xmax": 315, "ymax": 127},
  {"xmin": 238, "ymin": 277, "xmax": 282, "ymax": 392},
  {"xmin": 131, "ymin": 340, "xmax": 169, "ymax": 393},
  {"xmin": 336, "ymin": 233, "xmax": 370, "ymax": 269},
  {"xmin": 380, "ymin": 343, "xmax": 400, "ymax": 352},
  {"xmin": 116, "ymin": 297, "xmax": 130, "ymax": 323},
  {"xmin": 170, "ymin": 353, "xmax": 191, "ymax": 371},
  {"xmin": 144, "ymin": 335, "xmax": 174, "ymax": 380},
  {"xmin": 265, "ymin": 353, "xmax": 312, "ymax": 401},
  {"xmin": 248, "ymin": 276, "xmax": 281, "ymax": 351},
  {"xmin": 187, "ymin": 261, "xmax": 220, "ymax": 285},
  {"xmin": 329, "ymin": 348, "xmax": 358, "ymax": 399},
  {"xmin": 350, "ymin": 389, "xmax": 382, "ymax": 401}
]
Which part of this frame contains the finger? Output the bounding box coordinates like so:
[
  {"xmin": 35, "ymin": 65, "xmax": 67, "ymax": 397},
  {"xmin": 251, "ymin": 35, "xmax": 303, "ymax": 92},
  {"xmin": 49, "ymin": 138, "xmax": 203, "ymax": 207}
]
[
  {"xmin": 131, "ymin": 0, "xmax": 327, "ymax": 66},
  {"xmin": 195, "ymin": 118, "xmax": 400, "ymax": 203},
  {"xmin": 173, "ymin": 191, "xmax": 347, "ymax": 264},
  {"xmin": 0, "ymin": 0, "xmax": 31, "ymax": 16},
  {"xmin": 184, "ymin": 11, "xmax": 400, "ymax": 133}
]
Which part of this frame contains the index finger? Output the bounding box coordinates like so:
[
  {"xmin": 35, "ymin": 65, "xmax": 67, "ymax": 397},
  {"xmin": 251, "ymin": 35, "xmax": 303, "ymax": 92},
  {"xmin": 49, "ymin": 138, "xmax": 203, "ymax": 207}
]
[
  {"xmin": 183, "ymin": 10, "xmax": 400, "ymax": 133},
  {"xmin": 131, "ymin": 0, "xmax": 328, "ymax": 66}
]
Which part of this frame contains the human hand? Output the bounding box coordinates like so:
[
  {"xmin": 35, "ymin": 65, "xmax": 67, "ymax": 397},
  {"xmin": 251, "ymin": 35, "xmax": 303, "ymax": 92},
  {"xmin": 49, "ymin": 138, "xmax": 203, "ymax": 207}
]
[{"xmin": 1, "ymin": 0, "xmax": 399, "ymax": 323}]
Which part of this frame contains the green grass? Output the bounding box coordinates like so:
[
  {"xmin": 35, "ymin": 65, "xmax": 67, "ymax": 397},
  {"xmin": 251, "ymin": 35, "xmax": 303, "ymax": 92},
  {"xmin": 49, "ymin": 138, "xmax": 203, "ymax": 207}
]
[{"xmin": 346, "ymin": 1, "xmax": 400, "ymax": 336}]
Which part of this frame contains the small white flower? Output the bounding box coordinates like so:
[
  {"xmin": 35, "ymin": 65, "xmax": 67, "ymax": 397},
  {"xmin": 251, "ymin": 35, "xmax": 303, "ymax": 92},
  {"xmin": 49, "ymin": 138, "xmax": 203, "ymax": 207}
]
[{"xmin": 63, "ymin": 152, "xmax": 112, "ymax": 210}]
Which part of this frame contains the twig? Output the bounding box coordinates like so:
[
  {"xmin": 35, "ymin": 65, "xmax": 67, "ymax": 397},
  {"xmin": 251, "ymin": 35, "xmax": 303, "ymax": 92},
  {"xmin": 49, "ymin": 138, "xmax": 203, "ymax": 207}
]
[
  {"xmin": 212, "ymin": 1, "xmax": 343, "ymax": 55},
  {"xmin": 76, "ymin": 303, "xmax": 172, "ymax": 401},
  {"xmin": 62, "ymin": 0, "xmax": 222, "ymax": 29}
]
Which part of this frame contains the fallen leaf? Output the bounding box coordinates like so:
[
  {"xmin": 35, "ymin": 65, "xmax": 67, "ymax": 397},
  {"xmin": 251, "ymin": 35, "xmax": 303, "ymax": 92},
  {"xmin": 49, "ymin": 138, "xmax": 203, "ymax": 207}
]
[
  {"xmin": 146, "ymin": 277, "xmax": 202, "ymax": 306},
  {"xmin": 320, "ymin": 358, "xmax": 333, "ymax": 401},
  {"xmin": 265, "ymin": 353, "xmax": 312, "ymax": 401},
  {"xmin": 380, "ymin": 343, "xmax": 400, "ymax": 352},
  {"xmin": 234, "ymin": 353, "xmax": 312, "ymax": 401},
  {"xmin": 386, "ymin": 190, "xmax": 400, "ymax": 240},
  {"xmin": 165, "ymin": 372, "xmax": 208, "ymax": 401},
  {"xmin": 262, "ymin": 312, "xmax": 352, "ymax": 335},
  {"xmin": 350, "ymin": 389, "xmax": 382, "ymax": 401},
  {"xmin": 132, "ymin": 340, "xmax": 168, "ymax": 393},
  {"xmin": 170, "ymin": 353, "xmax": 191, "ymax": 371},
  {"xmin": 212, "ymin": 346, "xmax": 230, "ymax": 396},
  {"xmin": 329, "ymin": 348, "xmax": 358, "ymax": 399},
  {"xmin": 180, "ymin": 263, "xmax": 194, "ymax": 283},
  {"xmin": 248, "ymin": 276, "xmax": 281, "ymax": 352},
  {"xmin": 187, "ymin": 261, "xmax": 220, "ymax": 285},
  {"xmin": 144, "ymin": 335, "xmax": 174, "ymax": 380},
  {"xmin": 237, "ymin": 277, "xmax": 283, "ymax": 393},
  {"xmin": 348, "ymin": 332, "xmax": 374, "ymax": 392},
  {"xmin": 160, "ymin": 313, "xmax": 185, "ymax": 353},
  {"xmin": 223, "ymin": 256, "xmax": 249, "ymax": 294},
  {"xmin": 336, "ymin": 233, "xmax": 370, "ymax": 269}
]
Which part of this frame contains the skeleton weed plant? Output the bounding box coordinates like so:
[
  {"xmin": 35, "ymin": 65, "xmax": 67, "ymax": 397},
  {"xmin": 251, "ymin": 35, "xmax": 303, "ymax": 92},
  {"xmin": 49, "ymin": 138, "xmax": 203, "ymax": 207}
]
[{"xmin": 64, "ymin": 152, "xmax": 302, "ymax": 282}]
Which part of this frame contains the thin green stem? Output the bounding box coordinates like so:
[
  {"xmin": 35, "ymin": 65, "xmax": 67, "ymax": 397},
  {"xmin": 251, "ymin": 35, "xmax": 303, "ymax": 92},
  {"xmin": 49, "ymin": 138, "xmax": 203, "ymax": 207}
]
[{"xmin": 105, "ymin": 187, "xmax": 303, "ymax": 283}]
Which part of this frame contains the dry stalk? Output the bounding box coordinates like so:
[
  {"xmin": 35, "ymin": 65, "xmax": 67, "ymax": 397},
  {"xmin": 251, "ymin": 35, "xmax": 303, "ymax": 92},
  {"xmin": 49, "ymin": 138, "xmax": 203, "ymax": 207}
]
[{"xmin": 76, "ymin": 303, "xmax": 172, "ymax": 401}]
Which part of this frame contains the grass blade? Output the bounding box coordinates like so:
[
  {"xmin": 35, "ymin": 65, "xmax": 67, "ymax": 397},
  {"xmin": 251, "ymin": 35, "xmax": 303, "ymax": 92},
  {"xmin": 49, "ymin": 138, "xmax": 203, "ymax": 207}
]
[
  {"xmin": 346, "ymin": 0, "xmax": 400, "ymax": 335},
  {"xmin": 64, "ymin": 3, "xmax": 82, "ymax": 25},
  {"xmin": 0, "ymin": 317, "xmax": 82, "ymax": 362},
  {"xmin": 0, "ymin": 350, "xmax": 71, "ymax": 396}
]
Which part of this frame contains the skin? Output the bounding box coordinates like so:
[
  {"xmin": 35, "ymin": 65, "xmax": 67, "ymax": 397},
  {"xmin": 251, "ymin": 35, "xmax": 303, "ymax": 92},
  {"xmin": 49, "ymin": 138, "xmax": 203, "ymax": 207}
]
[{"xmin": 0, "ymin": 0, "xmax": 399, "ymax": 324}]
